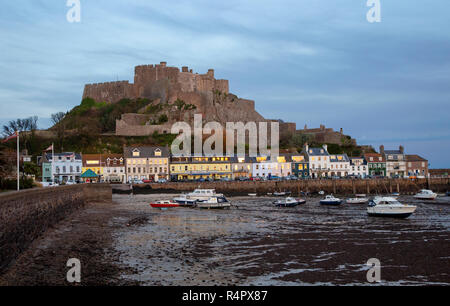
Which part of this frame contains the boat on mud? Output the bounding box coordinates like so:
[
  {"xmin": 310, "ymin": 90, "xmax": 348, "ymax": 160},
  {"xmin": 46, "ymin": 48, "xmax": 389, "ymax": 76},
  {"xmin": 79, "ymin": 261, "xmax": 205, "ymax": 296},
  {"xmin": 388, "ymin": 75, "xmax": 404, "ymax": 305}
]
[
  {"xmin": 414, "ymin": 189, "xmax": 437, "ymax": 200},
  {"xmin": 346, "ymin": 197, "xmax": 368, "ymax": 204},
  {"xmin": 173, "ymin": 194, "xmax": 197, "ymax": 206},
  {"xmin": 367, "ymin": 197, "xmax": 416, "ymax": 218},
  {"xmin": 273, "ymin": 191, "xmax": 291, "ymax": 197},
  {"xmin": 150, "ymin": 200, "xmax": 180, "ymax": 208},
  {"xmin": 320, "ymin": 195, "xmax": 343, "ymax": 206},
  {"xmin": 186, "ymin": 189, "xmax": 224, "ymax": 201},
  {"xmin": 273, "ymin": 197, "xmax": 306, "ymax": 207},
  {"xmin": 195, "ymin": 196, "xmax": 231, "ymax": 209}
]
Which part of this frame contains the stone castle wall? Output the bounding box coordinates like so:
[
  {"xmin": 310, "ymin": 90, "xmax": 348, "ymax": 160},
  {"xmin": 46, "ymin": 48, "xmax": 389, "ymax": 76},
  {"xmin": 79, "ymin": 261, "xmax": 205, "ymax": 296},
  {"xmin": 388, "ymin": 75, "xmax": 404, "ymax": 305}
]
[{"xmin": 83, "ymin": 62, "xmax": 229, "ymax": 104}]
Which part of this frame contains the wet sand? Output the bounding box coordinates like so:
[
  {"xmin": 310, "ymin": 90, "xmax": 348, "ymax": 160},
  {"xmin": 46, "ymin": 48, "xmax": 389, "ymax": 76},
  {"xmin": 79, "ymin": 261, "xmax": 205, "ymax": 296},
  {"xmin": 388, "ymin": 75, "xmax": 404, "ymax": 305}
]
[{"xmin": 1, "ymin": 194, "xmax": 449, "ymax": 285}]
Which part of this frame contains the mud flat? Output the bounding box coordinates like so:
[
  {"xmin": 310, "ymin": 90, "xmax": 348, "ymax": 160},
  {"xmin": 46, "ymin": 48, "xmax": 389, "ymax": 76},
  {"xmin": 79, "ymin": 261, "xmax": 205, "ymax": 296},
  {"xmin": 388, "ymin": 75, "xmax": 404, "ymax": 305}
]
[{"xmin": 1, "ymin": 194, "xmax": 449, "ymax": 285}]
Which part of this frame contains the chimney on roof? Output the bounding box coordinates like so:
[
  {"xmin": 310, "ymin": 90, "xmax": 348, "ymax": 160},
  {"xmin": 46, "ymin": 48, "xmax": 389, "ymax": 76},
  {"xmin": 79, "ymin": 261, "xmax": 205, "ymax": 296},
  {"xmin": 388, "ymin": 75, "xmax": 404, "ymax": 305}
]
[
  {"xmin": 380, "ymin": 145, "xmax": 385, "ymax": 154},
  {"xmin": 304, "ymin": 142, "xmax": 309, "ymax": 153},
  {"xmin": 399, "ymin": 145, "xmax": 404, "ymax": 154}
]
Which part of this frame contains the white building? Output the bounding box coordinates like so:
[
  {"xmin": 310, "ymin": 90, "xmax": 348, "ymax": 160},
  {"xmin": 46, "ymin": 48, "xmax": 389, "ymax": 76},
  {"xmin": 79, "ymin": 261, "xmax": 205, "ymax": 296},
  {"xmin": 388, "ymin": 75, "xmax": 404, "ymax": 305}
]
[
  {"xmin": 124, "ymin": 146, "xmax": 169, "ymax": 182},
  {"xmin": 46, "ymin": 152, "xmax": 82, "ymax": 183},
  {"xmin": 329, "ymin": 154, "xmax": 351, "ymax": 177},
  {"xmin": 303, "ymin": 144, "xmax": 330, "ymax": 178},
  {"xmin": 251, "ymin": 156, "xmax": 277, "ymax": 178},
  {"xmin": 103, "ymin": 154, "xmax": 126, "ymax": 183},
  {"xmin": 380, "ymin": 145, "xmax": 407, "ymax": 178},
  {"xmin": 349, "ymin": 157, "xmax": 369, "ymax": 178}
]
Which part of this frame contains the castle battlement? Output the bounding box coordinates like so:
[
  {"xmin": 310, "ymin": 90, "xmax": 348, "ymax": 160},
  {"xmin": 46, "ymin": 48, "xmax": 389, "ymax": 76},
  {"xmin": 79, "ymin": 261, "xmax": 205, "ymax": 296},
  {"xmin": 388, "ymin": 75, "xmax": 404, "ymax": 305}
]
[{"xmin": 83, "ymin": 62, "xmax": 230, "ymax": 103}]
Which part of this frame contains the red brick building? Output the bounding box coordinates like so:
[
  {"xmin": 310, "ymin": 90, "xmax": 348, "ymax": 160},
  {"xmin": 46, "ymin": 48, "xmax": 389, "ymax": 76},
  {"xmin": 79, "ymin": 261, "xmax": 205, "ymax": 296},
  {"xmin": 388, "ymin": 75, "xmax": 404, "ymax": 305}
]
[{"xmin": 406, "ymin": 155, "xmax": 428, "ymax": 178}]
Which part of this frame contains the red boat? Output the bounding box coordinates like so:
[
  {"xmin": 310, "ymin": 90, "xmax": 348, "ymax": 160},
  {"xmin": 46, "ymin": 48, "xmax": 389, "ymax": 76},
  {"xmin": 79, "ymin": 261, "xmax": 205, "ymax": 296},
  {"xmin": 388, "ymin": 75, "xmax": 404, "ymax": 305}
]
[{"xmin": 150, "ymin": 200, "xmax": 180, "ymax": 208}]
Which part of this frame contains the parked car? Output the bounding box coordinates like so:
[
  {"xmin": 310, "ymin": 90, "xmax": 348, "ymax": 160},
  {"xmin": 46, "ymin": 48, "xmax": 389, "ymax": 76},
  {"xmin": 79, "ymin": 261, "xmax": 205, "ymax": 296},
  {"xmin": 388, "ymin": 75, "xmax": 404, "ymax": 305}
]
[
  {"xmin": 142, "ymin": 179, "xmax": 153, "ymax": 184},
  {"xmin": 270, "ymin": 176, "xmax": 281, "ymax": 181},
  {"xmin": 157, "ymin": 178, "xmax": 168, "ymax": 183},
  {"xmin": 250, "ymin": 176, "xmax": 261, "ymax": 181}
]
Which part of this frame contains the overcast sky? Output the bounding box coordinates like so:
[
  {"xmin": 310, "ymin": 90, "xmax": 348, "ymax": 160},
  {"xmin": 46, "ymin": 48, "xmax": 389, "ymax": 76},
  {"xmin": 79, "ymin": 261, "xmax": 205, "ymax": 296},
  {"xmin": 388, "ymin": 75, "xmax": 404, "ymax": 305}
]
[{"xmin": 0, "ymin": 1, "xmax": 449, "ymax": 167}]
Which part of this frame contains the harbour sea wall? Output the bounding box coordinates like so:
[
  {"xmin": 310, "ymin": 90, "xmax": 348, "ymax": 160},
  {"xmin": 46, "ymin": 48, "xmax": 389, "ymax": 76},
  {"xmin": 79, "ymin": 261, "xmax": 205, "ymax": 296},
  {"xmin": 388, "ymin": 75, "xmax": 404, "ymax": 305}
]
[
  {"xmin": 0, "ymin": 184, "xmax": 112, "ymax": 273},
  {"xmin": 127, "ymin": 178, "xmax": 450, "ymax": 195}
]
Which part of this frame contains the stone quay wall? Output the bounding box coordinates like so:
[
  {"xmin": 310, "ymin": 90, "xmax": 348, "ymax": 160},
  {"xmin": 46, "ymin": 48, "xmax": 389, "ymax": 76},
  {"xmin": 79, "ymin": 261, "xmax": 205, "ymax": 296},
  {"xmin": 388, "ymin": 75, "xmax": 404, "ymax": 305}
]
[
  {"xmin": 0, "ymin": 184, "xmax": 112, "ymax": 273},
  {"xmin": 128, "ymin": 178, "xmax": 450, "ymax": 196}
]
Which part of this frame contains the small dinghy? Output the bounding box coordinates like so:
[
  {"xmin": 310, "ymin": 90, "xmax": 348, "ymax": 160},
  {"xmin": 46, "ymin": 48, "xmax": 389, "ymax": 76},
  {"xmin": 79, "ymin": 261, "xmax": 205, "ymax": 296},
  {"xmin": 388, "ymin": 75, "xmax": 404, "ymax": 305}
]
[
  {"xmin": 320, "ymin": 195, "xmax": 342, "ymax": 206},
  {"xmin": 273, "ymin": 191, "xmax": 291, "ymax": 197},
  {"xmin": 414, "ymin": 189, "xmax": 437, "ymax": 200},
  {"xmin": 150, "ymin": 200, "xmax": 180, "ymax": 208},
  {"xmin": 248, "ymin": 193, "xmax": 257, "ymax": 197},
  {"xmin": 346, "ymin": 197, "xmax": 368, "ymax": 204},
  {"xmin": 273, "ymin": 197, "xmax": 305, "ymax": 207}
]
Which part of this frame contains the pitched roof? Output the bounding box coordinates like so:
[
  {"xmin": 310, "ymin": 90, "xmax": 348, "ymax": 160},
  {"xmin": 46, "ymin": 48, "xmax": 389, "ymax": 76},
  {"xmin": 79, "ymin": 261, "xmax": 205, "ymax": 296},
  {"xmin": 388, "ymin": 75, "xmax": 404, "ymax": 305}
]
[
  {"xmin": 124, "ymin": 146, "xmax": 169, "ymax": 158},
  {"xmin": 406, "ymin": 154, "xmax": 428, "ymax": 162},
  {"xmin": 364, "ymin": 153, "xmax": 385, "ymax": 162},
  {"xmin": 305, "ymin": 147, "xmax": 329, "ymax": 156},
  {"xmin": 81, "ymin": 169, "xmax": 98, "ymax": 178},
  {"xmin": 45, "ymin": 152, "xmax": 82, "ymax": 161},
  {"xmin": 329, "ymin": 154, "xmax": 350, "ymax": 162}
]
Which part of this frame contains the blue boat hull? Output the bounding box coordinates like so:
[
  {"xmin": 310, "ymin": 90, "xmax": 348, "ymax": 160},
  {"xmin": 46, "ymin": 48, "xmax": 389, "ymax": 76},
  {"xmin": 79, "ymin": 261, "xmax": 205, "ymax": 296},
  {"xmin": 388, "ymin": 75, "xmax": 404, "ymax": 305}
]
[
  {"xmin": 367, "ymin": 212, "xmax": 413, "ymax": 219},
  {"xmin": 320, "ymin": 200, "xmax": 342, "ymax": 206}
]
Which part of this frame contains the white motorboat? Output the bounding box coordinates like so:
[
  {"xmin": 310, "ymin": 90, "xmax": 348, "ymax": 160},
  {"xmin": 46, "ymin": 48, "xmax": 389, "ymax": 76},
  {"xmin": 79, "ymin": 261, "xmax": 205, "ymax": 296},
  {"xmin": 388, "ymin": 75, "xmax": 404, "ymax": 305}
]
[
  {"xmin": 248, "ymin": 193, "xmax": 257, "ymax": 197},
  {"xmin": 320, "ymin": 195, "xmax": 342, "ymax": 206},
  {"xmin": 273, "ymin": 197, "xmax": 306, "ymax": 207},
  {"xmin": 273, "ymin": 191, "xmax": 291, "ymax": 197},
  {"xmin": 173, "ymin": 194, "xmax": 197, "ymax": 206},
  {"xmin": 195, "ymin": 196, "xmax": 231, "ymax": 209},
  {"xmin": 367, "ymin": 197, "xmax": 416, "ymax": 218},
  {"xmin": 346, "ymin": 197, "xmax": 368, "ymax": 204},
  {"xmin": 318, "ymin": 191, "xmax": 325, "ymax": 195},
  {"xmin": 186, "ymin": 189, "xmax": 224, "ymax": 201},
  {"xmin": 414, "ymin": 189, "xmax": 437, "ymax": 200}
]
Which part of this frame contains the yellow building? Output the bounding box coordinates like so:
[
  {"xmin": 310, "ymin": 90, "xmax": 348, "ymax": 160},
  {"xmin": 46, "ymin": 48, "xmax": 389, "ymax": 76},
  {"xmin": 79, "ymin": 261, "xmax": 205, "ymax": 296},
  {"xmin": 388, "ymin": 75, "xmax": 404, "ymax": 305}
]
[
  {"xmin": 82, "ymin": 154, "xmax": 104, "ymax": 181},
  {"xmin": 170, "ymin": 156, "xmax": 232, "ymax": 181}
]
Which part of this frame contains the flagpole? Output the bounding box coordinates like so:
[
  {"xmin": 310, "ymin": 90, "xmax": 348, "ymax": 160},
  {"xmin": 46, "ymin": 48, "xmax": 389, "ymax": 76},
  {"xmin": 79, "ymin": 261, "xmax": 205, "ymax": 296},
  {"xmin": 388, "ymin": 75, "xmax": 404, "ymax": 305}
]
[
  {"xmin": 17, "ymin": 131, "xmax": 19, "ymax": 191},
  {"xmin": 52, "ymin": 142, "xmax": 54, "ymax": 185}
]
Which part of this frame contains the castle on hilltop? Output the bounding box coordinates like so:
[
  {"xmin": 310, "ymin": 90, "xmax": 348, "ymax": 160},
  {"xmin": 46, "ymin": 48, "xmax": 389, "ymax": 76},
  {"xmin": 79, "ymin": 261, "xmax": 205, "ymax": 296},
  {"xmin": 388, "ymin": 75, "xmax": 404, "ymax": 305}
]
[
  {"xmin": 81, "ymin": 62, "xmax": 356, "ymax": 146},
  {"xmin": 83, "ymin": 62, "xmax": 229, "ymax": 103}
]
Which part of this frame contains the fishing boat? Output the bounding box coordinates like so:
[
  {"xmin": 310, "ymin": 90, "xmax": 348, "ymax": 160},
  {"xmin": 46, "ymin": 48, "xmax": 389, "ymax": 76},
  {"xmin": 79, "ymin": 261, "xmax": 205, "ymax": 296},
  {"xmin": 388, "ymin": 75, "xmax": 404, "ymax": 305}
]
[
  {"xmin": 150, "ymin": 200, "xmax": 180, "ymax": 208},
  {"xmin": 367, "ymin": 197, "xmax": 416, "ymax": 218},
  {"xmin": 273, "ymin": 197, "xmax": 306, "ymax": 207},
  {"xmin": 414, "ymin": 189, "xmax": 437, "ymax": 200},
  {"xmin": 320, "ymin": 195, "xmax": 343, "ymax": 206},
  {"xmin": 195, "ymin": 196, "xmax": 231, "ymax": 209},
  {"xmin": 173, "ymin": 194, "xmax": 197, "ymax": 206},
  {"xmin": 186, "ymin": 189, "xmax": 224, "ymax": 201},
  {"xmin": 346, "ymin": 197, "xmax": 368, "ymax": 204},
  {"xmin": 273, "ymin": 191, "xmax": 291, "ymax": 196}
]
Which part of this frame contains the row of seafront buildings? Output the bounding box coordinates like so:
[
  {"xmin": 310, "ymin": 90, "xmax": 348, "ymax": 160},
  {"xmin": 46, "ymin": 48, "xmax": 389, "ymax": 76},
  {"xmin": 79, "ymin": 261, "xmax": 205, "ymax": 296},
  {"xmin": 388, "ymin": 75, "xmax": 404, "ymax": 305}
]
[{"xmin": 39, "ymin": 143, "xmax": 429, "ymax": 184}]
